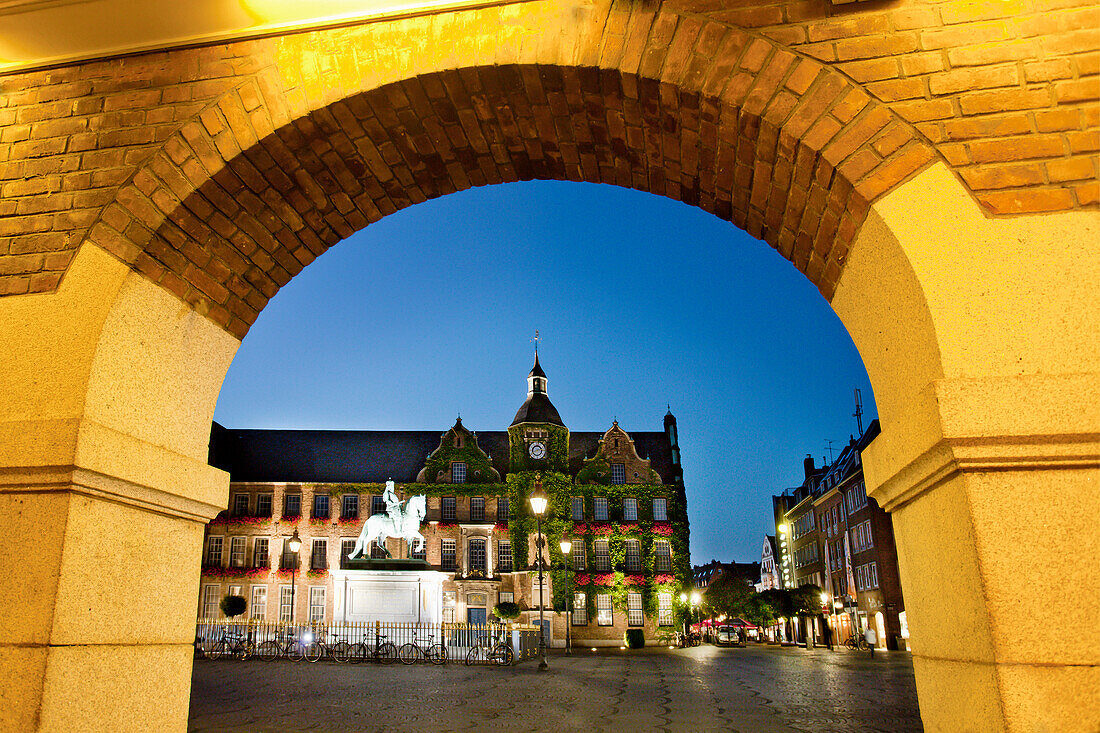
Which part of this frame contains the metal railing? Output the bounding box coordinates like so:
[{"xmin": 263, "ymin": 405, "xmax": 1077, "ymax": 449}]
[{"xmin": 195, "ymin": 619, "xmax": 540, "ymax": 665}]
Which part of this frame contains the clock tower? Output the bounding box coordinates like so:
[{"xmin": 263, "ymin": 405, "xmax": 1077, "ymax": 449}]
[{"xmin": 508, "ymin": 351, "xmax": 569, "ymax": 473}]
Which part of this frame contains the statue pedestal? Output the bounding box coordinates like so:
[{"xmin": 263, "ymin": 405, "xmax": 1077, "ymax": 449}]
[{"xmin": 330, "ymin": 568, "xmax": 448, "ymax": 624}]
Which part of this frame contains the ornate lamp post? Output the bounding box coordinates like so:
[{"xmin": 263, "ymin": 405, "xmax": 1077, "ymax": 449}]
[
  {"xmin": 560, "ymin": 537, "xmax": 572, "ymax": 657},
  {"xmin": 288, "ymin": 529, "xmax": 302, "ymax": 626},
  {"xmin": 529, "ymin": 477, "xmax": 549, "ymax": 672}
]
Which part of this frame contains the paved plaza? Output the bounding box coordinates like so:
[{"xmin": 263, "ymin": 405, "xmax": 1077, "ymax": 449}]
[{"xmin": 188, "ymin": 644, "xmax": 922, "ymax": 732}]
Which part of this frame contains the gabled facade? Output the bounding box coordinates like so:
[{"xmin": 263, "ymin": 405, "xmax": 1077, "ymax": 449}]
[{"xmin": 199, "ymin": 355, "xmax": 691, "ymax": 647}]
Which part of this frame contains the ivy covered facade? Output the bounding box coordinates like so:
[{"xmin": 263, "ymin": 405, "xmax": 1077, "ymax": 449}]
[{"xmin": 200, "ymin": 355, "xmax": 690, "ymax": 647}]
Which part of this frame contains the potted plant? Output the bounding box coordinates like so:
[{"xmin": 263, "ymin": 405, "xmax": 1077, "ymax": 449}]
[{"xmin": 220, "ymin": 594, "xmax": 247, "ymax": 619}]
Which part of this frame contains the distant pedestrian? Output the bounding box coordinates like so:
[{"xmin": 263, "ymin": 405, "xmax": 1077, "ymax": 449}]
[
  {"xmin": 864, "ymin": 626, "xmax": 877, "ymax": 658},
  {"xmin": 822, "ymin": 623, "xmax": 833, "ymax": 650}
]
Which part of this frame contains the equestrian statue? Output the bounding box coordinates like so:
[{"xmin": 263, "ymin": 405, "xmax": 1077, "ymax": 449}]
[{"xmin": 347, "ymin": 480, "xmax": 427, "ymax": 559}]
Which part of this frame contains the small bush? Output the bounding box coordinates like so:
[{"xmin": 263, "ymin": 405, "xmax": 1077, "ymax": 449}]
[
  {"xmin": 220, "ymin": 594, "xmax": 247, "ymax": 618},
  {"xmin": 624, "ymin": 629, "xmax": 645, "ymax": 649},
  {"xmin": 492, "ymin": 601, "xmax": 522, "ymax": 620}
]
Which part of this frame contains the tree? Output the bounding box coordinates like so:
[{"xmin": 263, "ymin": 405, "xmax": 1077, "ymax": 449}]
[
  {"xmin": 788, "ymin": 584, "xmax": 824, "ymax": 647},
  {"xmin": 703, "ymin": 572, "xmax": 756, "ymax": 620},
  {"xmin": 220, "ymin": 594, "xmax": 246, "ymax": 618},
  {"xmin": 492, "ymin": 601, "xmax": 521, "ymax": 621}
]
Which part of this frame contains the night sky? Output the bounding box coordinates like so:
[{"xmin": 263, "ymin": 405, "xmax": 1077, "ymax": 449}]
[{"xmin": 212, "ymin": 180, "xmax": 877, "ymax": 566}]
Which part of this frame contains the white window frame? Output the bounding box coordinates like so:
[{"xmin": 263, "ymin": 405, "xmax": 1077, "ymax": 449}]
[
  {"xmin": 497, "ymin": 539, "xmax": 512, "ymax": 572},
  {"xmin": 311, "ymin": 538, "xmax": 327, "ymax": 570},
  {"xmin": 342, "ymin": 493, "xmax": 359, "ymax": 519},
  {"xmin": 279, "ymin": 585, "xmax": 294, "ymax": 622},
  {"xmin": 655, "ymin": 539, "xmax": 672, "ymax": 572},
  {"xmin": 573, "ymin": 539, "xmax": 586, "ymax": 571},
  {"xmin": 309, "ymin": 586, "xmax": 325, "ymax": 622},
  {"xmin": 229, "ymin": 536, "xmax": 246, "ymax": 567},
  {"xmin": 596, "ymin": 593, "xmax": 613, "ymax": 626},
  {"xmin": 312, "ymin": 493, "xmax": 330, "ymax": 519},
  {"xmin": 499, "ymin": 591, "xmax": 514, "ymax": 603},
  {"xmin": 573, "ymin": 592, "xmax": 588, "ymax": 625},
  {"xmin": 623, "ymin": 497, "xmax": 638, "ymax": 521},
  {"xmin": 206, "ymin": 536, "xmax": 223, "ymax": 566},
  {"xmin": 652, "ymin": 498, "xmax": 668, "ymax": 521},
  {"xmin": 284, "ymin": 493, "xmax": 301, "ymax": 517},
  {"xmin": 202, "ymin": 584, "xmax": 219, "ymax": 619},
  {"xmin": 232, "ymin": 493, "xmax": 249, "ymax": 516},
  {"xmin": 253, "ymin": 537, "xmax": 269, "ymax": 568},
  {"xmin": 468, "ymin": 537, "xmax": 487, "ymax": 573},
  {"xmin": 624, "ymin": 539, "xmax": 642, "ymax": 573},
  {"xmin": 627, "ymin": 592, "xmax": 644, "ymax": 626},
  {"xmin": 594, "ymin": 539, "xmax": 610, "ymax": 572},
  {"xmin": 250, "ymin": 585, "xmax": 267, "ymax": 620},
  {"xmin": 658, "ymin": 592, "xmax": 673, "ymax": 626},
  {"xmin": 441, "ymin": 538, "xmax": 457, "ymax": 571},
  {"xmin": 256, "ymin": 493, "xmax": 273, "ymax": 517},
  {"xmin": 371, "ymin": 495, "xmax": 386, "ymax": 516},
  {"xmin": 594, "ymin": 497, "xmax": 608, "ymax": 521}
]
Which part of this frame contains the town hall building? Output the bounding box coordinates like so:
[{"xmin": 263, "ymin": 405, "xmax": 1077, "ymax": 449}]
[{"xmin": 199, "ymin": 354, "xmax": 691, "ymax": 647}]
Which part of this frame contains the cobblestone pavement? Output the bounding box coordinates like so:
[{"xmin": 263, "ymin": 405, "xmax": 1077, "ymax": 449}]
[{"xmin": 188, "ymin": 644, "xmax": 922, "ymax": 732}]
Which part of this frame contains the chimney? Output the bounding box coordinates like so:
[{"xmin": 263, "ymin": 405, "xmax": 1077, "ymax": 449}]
[{"xmin": 804, "ymin": 454, "xmax": 815, "ymax": 479}]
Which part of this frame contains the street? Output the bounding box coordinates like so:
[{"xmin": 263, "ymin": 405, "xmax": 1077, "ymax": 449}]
[{"xmin": 188, "ymin": 644, "xmax": 922, "ymax": 732}]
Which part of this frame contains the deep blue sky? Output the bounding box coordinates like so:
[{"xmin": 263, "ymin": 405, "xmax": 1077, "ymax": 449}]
[{"xmin": 213, "ymin": 181, "xmax": 877, "ymax": 565}]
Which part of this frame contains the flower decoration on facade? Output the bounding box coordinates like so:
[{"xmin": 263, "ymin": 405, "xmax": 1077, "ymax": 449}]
[
  {"xmin": 201, "ymin": 566, "xmax": 269, "ymax": 579},
  {"xmin": 590, "ymin": 523, "xmax": 614, "ymax": 535},
  {"xmin": 652, "ymin": 523, "xmax": 674, "ymax": 536},
  {"xmin": 492, "ymin": 522, "xmax": 509, "ymax": 532},
  {"xmin": 436, "ymin": 522, "xmax": 458, "ymax": 529},
  {"xmin": 624, "ymin": 574, "xmax": 646, "ymax": 586},
  {"xmin": 305, "ymin": 569, "xmax": 328, "ymax": 579},
  {"xmin": 571, "ymin": 522, "xmax": 588, "ymax": 534},
  {"xmin": 654, "ymin": 574, "xmax": 676, "ymax": 585},
  {"xmin": 308, "ymin": 516, "xmax": 330, "ymax": 525},
  {"xmin": 209, "ymin": 515, "xmax": 272, "ymax": 528},
  {"xmin": 574, "ymin": 574, "xmax": 590, "ymax": 586},
  {"xmin": 336, "ymin": 516, "xmax": 362, "ymax": 525},
  {"xmin": 591, "ymin": 573, "xmax": 617, "ymax": 586},
  {"xmin": 618, "ymin": 522, "xmax": 639, "ymax": 534}
]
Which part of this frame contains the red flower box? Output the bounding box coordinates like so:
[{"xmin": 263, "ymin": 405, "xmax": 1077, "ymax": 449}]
[
  {"xmin": 590, "ymin": 523, "xmax": 614, "ymax": 535},
  {"xmin": 652, "ymin": 523, "xmax": 673, "ymax": 536},
  {"xmin": 654, "ymin": 574, "xmax": 676, "ymax": 585},
  {"xmin": 624, "ymin": 574, "xmax": 646, "ymax": 586},
  {"xmin": 574, "ymin": 574, "xmax": 591, "ymax": 586}
]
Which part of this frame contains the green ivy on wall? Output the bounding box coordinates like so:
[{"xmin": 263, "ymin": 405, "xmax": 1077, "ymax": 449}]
[
  {"xmin": 507, "ymin": 424, "xmax": 570, "ymax": 473},
  {"xmin": 420, "ymin": 443, "xmax": 498, "ymax": 484}
]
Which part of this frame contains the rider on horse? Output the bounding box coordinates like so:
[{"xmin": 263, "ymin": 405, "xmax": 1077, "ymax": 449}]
[{"xmin": 383, "ymin": 479, "xmax": 404, "ymax": 526}]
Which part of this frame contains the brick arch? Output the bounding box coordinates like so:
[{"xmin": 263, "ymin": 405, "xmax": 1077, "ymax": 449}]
[{"xmin": 93, "ymin": 55, "xmax": 934, "ymax": 338}]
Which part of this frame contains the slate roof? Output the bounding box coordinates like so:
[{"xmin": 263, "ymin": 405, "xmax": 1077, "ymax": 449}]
[
  {"xmin": 510, "ymin": 393, "xmax": 564, "ymax": 427},
  {"xmin": 208, "ymin": 422, "xmax": 676, "ymax": 484}
]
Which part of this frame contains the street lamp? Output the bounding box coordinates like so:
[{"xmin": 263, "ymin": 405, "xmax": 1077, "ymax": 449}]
[
  {"xmin": 287, "ymin": 529, "xmax": 302, "ymax": 626},
  {"xmin": 530, "ymin": 476, "xmax": 549, "ymax": 672},
  {"xmin": 560, "ymin": 538, "xmax": 572, "ymax": 656}
]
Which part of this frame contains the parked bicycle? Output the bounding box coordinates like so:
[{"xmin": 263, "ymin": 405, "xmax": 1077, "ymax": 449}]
[
  {"xmin": 304, "ymin": 629, "xmax": 352, "ymax": 664},
  {"xmin": 206, "ymin": 628, "xmax": 254, "ymax": 661},
  {"xmin": 345, "ymin": 630, "xmax": 398, "ymax": 664},
  {"xmin": 398, "ymin": 633, "xmax": 447, "ymax": 665},
  {"xmin": 845, "ymin": 634, "xmax": 870, "ymax": 651},
  {"xmin": 256, "ymin": 626, "xmax": 308, "ymax": 662},
  {"xmin": 465, "ymin": 631, "xmax": 513, "ymax": 667}
]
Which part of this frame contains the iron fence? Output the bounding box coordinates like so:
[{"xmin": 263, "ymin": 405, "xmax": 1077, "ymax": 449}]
[{"xmin": 195, "ymin": 619, "xmax": 540, "ymax": 665}]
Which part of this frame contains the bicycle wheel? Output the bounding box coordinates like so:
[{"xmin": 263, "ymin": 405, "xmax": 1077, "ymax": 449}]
[
  {"xmin": 427, "ymin": 643, "xmax": 447, "ymax": 665},
  {"xmin": 348, "ymin": 642, "xmax": 367, "ymax": 664},
  {"xmin": 332, "ymin": 641, "xmax": 352, "ymax": 663},
  {"xmin": 207, "ymin": 640, "xmax": 229, "ymax": 661},
  {"xmin": 398, "ymin": 643, "xmax": 421, "ymax": 665},
  {"xmin": 465, "ymin": 645, "xmax": 485, "ymax": 666},
  {"xmin": 238, "ymin": 642, "xmax": 255, "ymax": 661},
  {"xmin": 256, "ymin": 640, "xmax": 280, "ymax": 662},
  {"xmin": 304, "ymin": 642, "xmax": 324, "ymax": 663},
  {"xmin": 377, "ymin": 641, "xmax": 398, "ymax": 664},
  {"xmin": 491, "ymin": 642, "xmax": 514, "ymax": 667},
  {"xmin": 287, "ymin": 641, "xmax": 305, "ymax": 662}
]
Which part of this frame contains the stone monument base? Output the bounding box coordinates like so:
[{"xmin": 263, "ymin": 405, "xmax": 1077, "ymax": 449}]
[{"xmin": 330, "ymin": 568, "xmax": 448, "ymax": 624}]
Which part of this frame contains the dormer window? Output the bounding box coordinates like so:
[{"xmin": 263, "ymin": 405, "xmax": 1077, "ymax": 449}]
[
  {"xmin": 452, "ymin": 462, "xmax": 466, "ymax": 484},
  {"xmin": 611, "ymin": 463, "xmax": 625, "ymax": 485}
]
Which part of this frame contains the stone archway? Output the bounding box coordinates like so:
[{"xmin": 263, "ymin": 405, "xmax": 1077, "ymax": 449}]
[{"xmin": 0, "ymin": 1, "xmax": 1096, "ymax": 731}]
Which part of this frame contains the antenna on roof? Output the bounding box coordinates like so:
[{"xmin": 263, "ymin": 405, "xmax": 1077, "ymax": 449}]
[
  {"xmin": 824, "ymin": 439, "xmax": 837, "ymax": 463},
  {"xmin": 531, "ymin": 329, "xmax": 540, "ymax": 354},
  {"xmin": 853, "ymin": 388, "xmax": 864, "ymax": 435}
]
